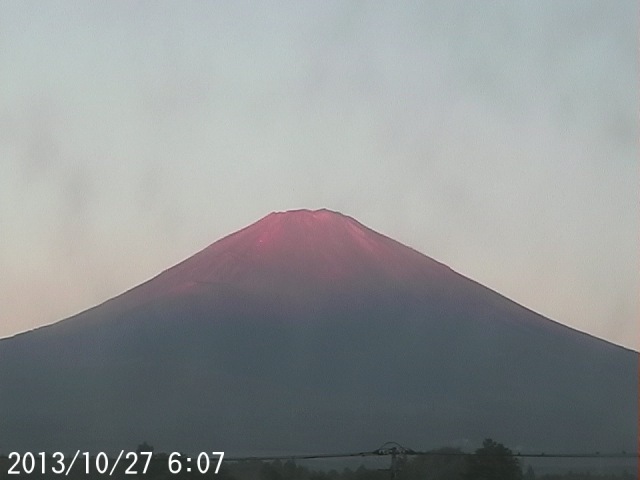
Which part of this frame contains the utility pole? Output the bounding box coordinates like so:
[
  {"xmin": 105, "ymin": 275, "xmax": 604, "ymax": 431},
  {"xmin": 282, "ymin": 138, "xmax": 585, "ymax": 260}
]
[
  {"xmin": 374, "ymin": 442, "xmax": 414, "ymax": 480},
  {"xmin": 390, "ymin": 447, "xmax": 399, "ymax": 480}
]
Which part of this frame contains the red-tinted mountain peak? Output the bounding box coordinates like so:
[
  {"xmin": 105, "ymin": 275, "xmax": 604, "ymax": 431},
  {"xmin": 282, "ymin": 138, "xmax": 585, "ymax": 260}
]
[
  {"xmin": 2, "ymin": 210, "xmax": 636, "ymax": 456},
  {"xmin": 128, "ymin": 209, "xmax": 452, "ymax": 306}
]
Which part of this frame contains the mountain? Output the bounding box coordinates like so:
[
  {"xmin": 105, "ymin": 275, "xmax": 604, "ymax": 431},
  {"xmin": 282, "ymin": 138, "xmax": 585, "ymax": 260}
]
[{"xmin": 0, "ymin": 209, "xmax": 636, "ymax": 456}]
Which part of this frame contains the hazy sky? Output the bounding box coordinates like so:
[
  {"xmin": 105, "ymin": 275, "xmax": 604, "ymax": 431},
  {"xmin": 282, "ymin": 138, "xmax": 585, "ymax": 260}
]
[{"xmin": 0, "ymin": 1, "xmax": 637, "ymax": 350}]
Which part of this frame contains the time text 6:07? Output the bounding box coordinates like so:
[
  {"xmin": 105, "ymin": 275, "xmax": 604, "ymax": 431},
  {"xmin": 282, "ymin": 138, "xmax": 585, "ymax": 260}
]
[{"xmin": 6, "ymin": 451, "xmax": 225, "ymax": 476}]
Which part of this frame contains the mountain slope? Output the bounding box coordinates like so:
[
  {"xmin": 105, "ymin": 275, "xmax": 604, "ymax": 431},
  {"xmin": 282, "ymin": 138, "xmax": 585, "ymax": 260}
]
[{"xmin": 0, "ymin": 209, "xmax": 636, "ymax": 455}]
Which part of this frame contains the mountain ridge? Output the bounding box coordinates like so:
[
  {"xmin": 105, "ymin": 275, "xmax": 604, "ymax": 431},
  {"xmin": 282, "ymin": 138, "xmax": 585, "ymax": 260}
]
[
  {"xmin": 0, "ymin": 209, "xmax": 636, "ymax": 455},
  {"xmin": 7, "ymin": 208, "xmax": 632, "ymax": 353}
]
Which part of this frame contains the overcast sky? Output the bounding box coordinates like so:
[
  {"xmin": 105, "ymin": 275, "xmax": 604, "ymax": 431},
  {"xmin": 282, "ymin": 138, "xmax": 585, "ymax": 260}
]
[{"xmin": 0, "ymin": 1, "xmax": 637, "ymax": 350}]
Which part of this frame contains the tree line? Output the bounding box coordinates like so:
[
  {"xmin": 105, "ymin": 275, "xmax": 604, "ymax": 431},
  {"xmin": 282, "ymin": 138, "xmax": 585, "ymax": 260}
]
[{"xmin": 0, "ymin": 439, "xmax": 635, "ymax": 480}]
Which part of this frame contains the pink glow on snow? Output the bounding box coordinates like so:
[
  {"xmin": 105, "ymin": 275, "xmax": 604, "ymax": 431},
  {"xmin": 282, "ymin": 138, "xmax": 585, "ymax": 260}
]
[{"xmin": 122, "ymin": 209, "xmax": 455, "ymax": 309}]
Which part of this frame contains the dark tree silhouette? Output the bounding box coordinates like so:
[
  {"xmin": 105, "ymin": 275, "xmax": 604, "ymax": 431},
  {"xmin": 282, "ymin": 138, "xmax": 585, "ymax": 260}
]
[{"xmin": 465, "ymin": 438, "xmax": 523, "ymax": 480}]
